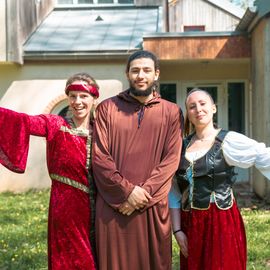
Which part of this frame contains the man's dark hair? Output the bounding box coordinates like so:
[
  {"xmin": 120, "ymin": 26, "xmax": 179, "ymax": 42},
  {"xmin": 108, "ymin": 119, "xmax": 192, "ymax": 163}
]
[{"xmin": 125, "ymin": 50, "xmax": 160, "ymax": 73}]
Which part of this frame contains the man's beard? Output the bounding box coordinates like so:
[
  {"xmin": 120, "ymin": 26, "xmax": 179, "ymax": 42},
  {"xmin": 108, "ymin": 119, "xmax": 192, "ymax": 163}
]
[{"xmin": 129, "ymin": 81, "xmax": 157, "ymax": 97}]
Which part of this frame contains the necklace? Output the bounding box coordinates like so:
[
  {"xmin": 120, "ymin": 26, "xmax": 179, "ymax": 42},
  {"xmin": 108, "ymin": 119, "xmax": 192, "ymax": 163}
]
[{"xmin": 193, "ymin": 134, "xmax": 215, "ymax": 142}]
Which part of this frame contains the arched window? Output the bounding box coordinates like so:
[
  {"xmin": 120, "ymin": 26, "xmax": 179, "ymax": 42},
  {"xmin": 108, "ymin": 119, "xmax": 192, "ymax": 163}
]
[
  {"xmin": 50, "ymin": 99, "xmax": 69, "ymax": 117},
  {"xmin": 58, "ymin": 106, "xmax": 69, "ymax": 118}
]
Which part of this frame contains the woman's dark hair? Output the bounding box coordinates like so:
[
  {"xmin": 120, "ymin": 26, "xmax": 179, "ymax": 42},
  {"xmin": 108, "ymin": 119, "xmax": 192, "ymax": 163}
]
[
  {"xmin": 184, "ymin": 88, "xmax": 217, "ymax": 137},
  {"xmin": 125, "ymin": 50, "xmax": 160, "ymax": 73}
]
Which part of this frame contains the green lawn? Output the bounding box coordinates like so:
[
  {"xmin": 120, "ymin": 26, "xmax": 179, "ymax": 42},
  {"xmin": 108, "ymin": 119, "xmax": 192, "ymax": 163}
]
[{"xmin": 0, "ymin": 190, "xmax": 269, "ymax": 269}]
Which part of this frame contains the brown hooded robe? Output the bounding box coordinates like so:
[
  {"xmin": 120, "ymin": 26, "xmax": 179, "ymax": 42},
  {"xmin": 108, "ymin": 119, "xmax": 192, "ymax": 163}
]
[{"xmin": 92, "ymin": 90, "xmax": 182, "ymax": 270}]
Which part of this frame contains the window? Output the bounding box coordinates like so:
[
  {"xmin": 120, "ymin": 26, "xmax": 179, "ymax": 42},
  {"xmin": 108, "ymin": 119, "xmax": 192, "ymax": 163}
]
[
  {"xmin": 78, "ymin": 0, "xmax": 93, "ymax": 3},
  {"xmin": 98, "ymin": 0, "xmax": 113, "ymax": 3},
  {"xmin": 160, "ymin": 84, "xmax": 177, "ymax": 103},
  {"xmin": 118, "ymin": 0, "xmax": 133, "ymax": 2},
  {"xmin": 58, "ymin": 0, "xmax": 73, "ymax": 4},
  {"xmin": 57, "ymin": 0, "xmax": 133, "ymax": 4},
  {"xmin": 184, "ymin": 25, "xmax": 205, "ymax": 32},
  {"xmin": 58, "ymin": 106, "xmax": 69, "ymax": 117},
  {"xmin": 228, "ymin": 82, "xmax": 245, "ymax": 133}
]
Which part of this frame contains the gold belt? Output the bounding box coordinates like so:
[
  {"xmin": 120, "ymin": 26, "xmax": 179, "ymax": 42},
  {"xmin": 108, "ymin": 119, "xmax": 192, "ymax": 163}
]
[{"xmin": 50, "ymin": 173, "xmax": 90, "ymax": 194}]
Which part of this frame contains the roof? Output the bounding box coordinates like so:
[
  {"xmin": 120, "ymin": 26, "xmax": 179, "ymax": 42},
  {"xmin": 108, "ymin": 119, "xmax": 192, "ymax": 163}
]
[
  {"xmin": 257, "ymin": 0, "xmax": 270, "ymax": 18},
  {"xmin": 235, "ymin": 0, "xmax": 270, "ymax": 33},
  {"xmin": 236, "ymin": 6, "xmax": 257, "ymax": 32},
  {"xmin": 23, "ymin": 6, "xmax": 161, "ymax": 59},
  {"xmin": 205, "ymin": 0, "xmax": 245, "ymax": 18}
]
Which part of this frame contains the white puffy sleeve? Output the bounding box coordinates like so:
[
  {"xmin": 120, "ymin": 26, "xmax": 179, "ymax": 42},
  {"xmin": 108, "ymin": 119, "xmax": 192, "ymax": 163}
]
[{"xmin": 223, "ymin": 131, "xmax": 270, "ymax": 180}]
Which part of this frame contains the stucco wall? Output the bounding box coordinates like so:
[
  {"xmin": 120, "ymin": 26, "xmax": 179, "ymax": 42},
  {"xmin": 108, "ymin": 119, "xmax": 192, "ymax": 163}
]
[
  {"xmin": 0, "ymin": 60, "xmax": 249, "ymax": 100},
  {"xmin": 0, "ymin": 61, "xmax": 129, "ymax": 100},
  {"xmin": 0, "ymin": 79, "xmax": 123, "ymax": 192},
  {"xmin": 251, "ymin": 18, "xmax": 270, "ymax": 200}
]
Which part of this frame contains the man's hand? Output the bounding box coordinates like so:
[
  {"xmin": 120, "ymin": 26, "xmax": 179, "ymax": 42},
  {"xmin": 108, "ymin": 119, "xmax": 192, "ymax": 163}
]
[
  {"xmin": 118, "ymin": 201, "xmax": 135, "ymax": 216},
  {"xmin": 174, "ymin": 231, "xmax": 188, "ymax": 258},
  {"xmin": 127, "ymin": 186, "xmax": 152, "ymax": 209}
]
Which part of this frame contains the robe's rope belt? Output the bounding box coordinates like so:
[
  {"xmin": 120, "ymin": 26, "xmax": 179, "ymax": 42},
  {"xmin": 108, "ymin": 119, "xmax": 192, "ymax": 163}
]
[{"xmin": 50, "ymin": 173, "xmax": 90, "ymax": 194}]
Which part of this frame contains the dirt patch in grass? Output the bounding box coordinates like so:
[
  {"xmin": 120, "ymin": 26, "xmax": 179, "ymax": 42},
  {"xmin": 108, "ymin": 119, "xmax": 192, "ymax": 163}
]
[{"xmin": 234, "ymin": 183, "xmax": 270, "ymax": 210}]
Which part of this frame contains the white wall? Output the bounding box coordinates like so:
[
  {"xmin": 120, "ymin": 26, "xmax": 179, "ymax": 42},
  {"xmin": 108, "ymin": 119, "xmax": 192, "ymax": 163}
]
[{"xmin": 0, "ymin": 79, "xmax": 123, "ymax": 192}]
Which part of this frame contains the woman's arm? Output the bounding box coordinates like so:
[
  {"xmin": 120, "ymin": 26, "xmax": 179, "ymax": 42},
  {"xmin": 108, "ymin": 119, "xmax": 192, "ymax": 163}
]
[
  {"xmin": 170, "ymin": 208, "xmax": 188, "ymax": 258},
  {"xmin": 0, "ymin": 108, "xmax": 56, "ymax": 173},
  {"xmin": 223, "ymin": 131, "xmax": 270, "ymax": 180},
  {"xmin": 169, "ymin": 178, "xmax": 188, "ymax": 257}
]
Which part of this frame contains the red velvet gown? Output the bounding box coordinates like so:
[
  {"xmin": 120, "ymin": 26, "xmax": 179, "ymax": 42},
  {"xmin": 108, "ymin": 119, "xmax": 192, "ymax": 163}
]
[
  {"xmin": 0, "ymin": 108, "xmax": 96, "ymax": 270},
  {"xmin": 180, "ymin": 202, "xmax": 247, "ymax": 270}
]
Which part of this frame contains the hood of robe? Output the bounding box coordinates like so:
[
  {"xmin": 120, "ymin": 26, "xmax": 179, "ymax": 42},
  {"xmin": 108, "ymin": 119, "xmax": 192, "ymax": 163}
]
[
  {"xmin": 117, "ymin": 89, "xmax": 161, "ymax": 128},
  {"xmin": 117, "ymin": 89, "xmax": 160, "ymax": 105}
]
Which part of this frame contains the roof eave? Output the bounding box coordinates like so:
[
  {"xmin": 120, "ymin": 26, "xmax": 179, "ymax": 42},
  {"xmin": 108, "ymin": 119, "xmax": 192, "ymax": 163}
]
[
  {"xmin": 205, "ymin": 0, "xmax": 245, "ymax": 19},
  {"xmin": 23, "ymin": 50, "xmax": 139, "ymax": 61},
  {"xmin": 236, "ymin": 7, "xmax": 258, "ymax": 32},
  {"xmin": 143, "ymin": 31, "xmax": 248, "ymax": 39}
]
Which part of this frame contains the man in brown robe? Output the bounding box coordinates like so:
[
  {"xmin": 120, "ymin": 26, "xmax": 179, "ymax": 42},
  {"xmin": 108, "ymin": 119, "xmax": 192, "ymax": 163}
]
[{"xmin": 92, "ymin": 50, "xmax": 183, "ymax": 270}]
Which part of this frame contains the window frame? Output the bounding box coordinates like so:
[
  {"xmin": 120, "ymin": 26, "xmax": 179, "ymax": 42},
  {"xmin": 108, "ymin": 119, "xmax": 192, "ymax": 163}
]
[
  {"xmin": 57, "ymin": 0, "xmax": 134, "ymax": 4},
  {"xmin": 183, "ymin": 25, "xmax": 205, "ymax": 32}
]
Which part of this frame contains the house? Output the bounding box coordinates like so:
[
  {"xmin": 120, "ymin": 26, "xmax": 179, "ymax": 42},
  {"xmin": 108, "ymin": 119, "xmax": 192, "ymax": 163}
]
[
  {"xmin": 0, "ymin": 0, "xmax": 164, "ymax": 191},
  {"xmin": 0, "ymin": 0, "xmax": 269, "ymax": 200}
]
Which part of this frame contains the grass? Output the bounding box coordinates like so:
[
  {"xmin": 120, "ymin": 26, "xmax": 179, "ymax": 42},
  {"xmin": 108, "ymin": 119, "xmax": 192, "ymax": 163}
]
[
  {"xmin": 0, "ymin": 190, "xmax": 49, "ymax": 270},
  {"xmin": 0, "ymin": 190, "xmax": 269, "ymax": 270}
]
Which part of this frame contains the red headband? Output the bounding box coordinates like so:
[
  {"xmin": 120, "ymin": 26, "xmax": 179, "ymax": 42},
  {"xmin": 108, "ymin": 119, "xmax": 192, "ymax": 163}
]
[{"xmin": 65, "ymin": 83, "xmax": 99, "ymax": 98}]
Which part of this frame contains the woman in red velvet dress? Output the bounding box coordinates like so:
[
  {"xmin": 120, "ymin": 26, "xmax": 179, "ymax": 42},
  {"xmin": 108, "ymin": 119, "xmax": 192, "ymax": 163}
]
[
  {"xmin": 169, "ymin": 88, "xmax": 270, "ymax": 270},
  {"xmin": 0, "ymin": 73, "xmax": 99, "ymax": 269}
]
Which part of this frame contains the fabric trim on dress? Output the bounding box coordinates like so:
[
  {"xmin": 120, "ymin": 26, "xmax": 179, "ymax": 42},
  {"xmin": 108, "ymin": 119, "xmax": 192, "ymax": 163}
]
[
  {"xmin": 60, "ymin": 126, "xmax": 89, "ymax": 137},
  {"xmin": 50, "ymin": 173, "xmax": 90, "ymax": 193}
]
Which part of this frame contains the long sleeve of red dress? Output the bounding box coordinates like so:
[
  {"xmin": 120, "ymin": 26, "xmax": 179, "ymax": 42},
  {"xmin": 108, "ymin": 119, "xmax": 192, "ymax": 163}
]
[{"xmin": 0, "ymin": 107, "xmax": 30, "ymax": 173}]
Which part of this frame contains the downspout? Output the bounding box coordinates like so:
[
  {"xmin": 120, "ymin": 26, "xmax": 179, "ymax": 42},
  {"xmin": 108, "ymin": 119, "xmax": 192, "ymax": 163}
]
[
  {"xmin": 248, "ymin": 80, "xmax": 253, "ymax": 193},
  {"xmin": 165, "ymin": 0, "xmax": 169, "ymax": 32},
  {"xmin": 265, "ymin": 19, "xmax": 270, "ymax": 202},
  {"xmin": 4, "ymin": 0, "xmax": 7, "ymax": 61},
  {"xmin": 6, "ymin": 0, "xmax": 23, "ymax": 64}
]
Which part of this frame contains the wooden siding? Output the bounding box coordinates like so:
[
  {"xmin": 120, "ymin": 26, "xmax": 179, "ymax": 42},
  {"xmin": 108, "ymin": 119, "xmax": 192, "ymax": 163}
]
[
  {"xmin": 6, "ymin": 0, "xmax": 54, "ymax": 63},
  {"xmin": 169, "ymin": 0, "xmax": 240, "ymax": 32},
  {"xmin": 143, "ymin": 35, "xmax": 251, "ymax": 60}
]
